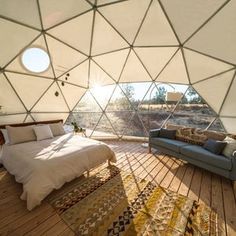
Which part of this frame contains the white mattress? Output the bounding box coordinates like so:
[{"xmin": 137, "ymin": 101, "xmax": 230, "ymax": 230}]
[{"xmin": 0, "ymin": 133, "xmax": 116, "ymax": 210}]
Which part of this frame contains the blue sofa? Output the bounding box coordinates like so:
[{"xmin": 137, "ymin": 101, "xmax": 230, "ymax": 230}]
[{"xmin": 149, "ymin": 129, "xmax": 236, "ymax": 180}]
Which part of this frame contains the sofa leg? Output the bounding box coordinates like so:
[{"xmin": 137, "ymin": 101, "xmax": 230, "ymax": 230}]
[
  {"xmin": 108, "ymin": 160, "xmax": 111, "ymax": 166},
  {"xmin": 233, "ymin": 181, "xmax": 236, "ymax": 196},
  {"xmin": 86, "ymin": 170, "xmax": 90, "ymax": 177},
  {"xmin": 148, "ymin": 145, "xmax": 151, "ymax": 154}
]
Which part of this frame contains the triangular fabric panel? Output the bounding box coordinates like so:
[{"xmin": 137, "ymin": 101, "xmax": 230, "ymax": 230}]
[
  {"xmin": 161, "ymin": 0, "xmax": 225, "ymax": 43},
  {"xmin": 89, "ymin": 60, "xmax": 115, "ymax": 87},
  {"xmin": 91, "ymin": 114, "xmax": 117, "ymax": 138},
  {"xmin": 97, "ymin": 0, "xmax": 124, "ymax": 6},
  {"xmin": 220, "ymin": 75, "xmax": 236, "ymax": 116},
  {"xmin": 0, "ymin": 19, "xmax": 39, "ymax": 67},
  {"xmin": 100, "ymin": 0, "xmax": 150, "ymax": 43},
  {"xmin": 32, "ymin": 83, "xmax": 69, "ymax": 112},
  {"xmin": 48, "ymin": 11, "xmax": 93, "ymax": 55},
  {"xmin": 31, "ymin": 113, "xmax": 69, "ymax": 122},
  {"xmin": 90, "ymin": 85, "xmax": 115, "ymax": 110},
  {"xmin": 220, "ymin": 117, "xmax": 236, "ymax": 134},
  {"xmin": 184, "ymin": 49, "xmax": 233, "ymax": 84},
  {"xmin": 91, "ymin": 13, "xmax": 128, "ymax": 55},
  {"xmin": 93, "ymin": 49, "xmax": 129, "ymax": 81},
  {"xmin": 135, "ymin": 47, "xmax": 178, "ymax": 79},
  {"xmin": 106, "ymin": 85, "xmax": 134, "ymax": 111},
  {"xmin": 0, "ymin": 114, "xmax": 27, "ymax": 125},
  {"xmin": 135, "ymin": 0, "xmax": 178, "ymax": 46},
  {"xmin": 75, "ymin": 91, "xmax": 102, "ymax": 112},
  {"xmin": 193, "ymin": 70, "xmax": 234, "ymax": 114},
  {"xmin": 46, "ymin": 35, "xmax": 87, "ymax": 77},
  {"xmin": 88, "ymin": 0, "xmax": 95, "ymax": 5},
  {"xmin": 119, "ymin": 50, "xmax": 152, "ymax": 83},
  {"xmin": 7, "ymin": 72, "xmax": 53, "ymax": 110},
  {"xmin": 58, "ymin": 60, "xmax": 89, "ymax": 88},
  {"xmin": 0, "ymin": 74, "xmax": 26, "ymax": 114},
  {"xmin": 186, "ymin": 1, "xmax": 236, "ymax": 65},
  {"xmin": 106, "ymin": 111, "xmax": 134, "ymax": 136},
  {"xmin": 39, "ymin": 0, "xmax": 92, "ymax": 29},
  {"xmin": 6, "ymin": 36, "xmax": 54, "ymax": 78},
  {"xmin": 59, "ymin": 82, "xmax": 86, "ymax": 110},
  {"xmin": 156, "ymin": 50, "xmax": 189, "ymax": 84},
  {"xmin": 0, "ymin": 0, "xmax": 41, "ymax": 29}
]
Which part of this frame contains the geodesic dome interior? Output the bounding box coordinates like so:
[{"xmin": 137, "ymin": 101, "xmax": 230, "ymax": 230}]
[{"xmin": 0, "ymin": 0, "xmax": 236, "ymax": 138}]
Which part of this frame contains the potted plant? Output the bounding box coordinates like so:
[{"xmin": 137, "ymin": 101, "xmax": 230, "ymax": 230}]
[{"xmin": 71, "ymin": 121, "xmax": 82, "ymax": 133}]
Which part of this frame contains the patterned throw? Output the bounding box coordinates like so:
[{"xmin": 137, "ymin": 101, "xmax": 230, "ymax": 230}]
[{"xmin": 47, "ymin": 166, "xmax": 217, "ymax": 235}]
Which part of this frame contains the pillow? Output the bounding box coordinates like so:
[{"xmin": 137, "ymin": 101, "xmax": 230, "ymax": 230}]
[
  {"xmin": 222, "ymin": 136, "xmax": 236, "ymax": 158},
  {"xmin": 203, "ymin": 130, "xmax": 226, "ymax": 141},
  {"xmin": 49, "ymin": 122, "xmax": 65, "ymax": 136},
  {"xmin": 33, "ymin": 125, "xmax": 54, "ymax": 141},
  {"xmin": 203, "ymin": 139, "xmax": 227, "ymax": 155},
  {"xmin": 0, "ymin": 129, "xmax": 9, "ymax": 144},
  {"xmin": 159, "ymin": 128, "xmax": 176, "ymax": 139},
  {"xmin": 6, "ymin": 125, "xmax": 36, "ymax": 145},
  {"xmin": 165, "ymin": 124, "xmax": 185, "ymax": 130},
  {"xmin": 63, "ymin": 124, "xmax": 73, "ymax": 133}
]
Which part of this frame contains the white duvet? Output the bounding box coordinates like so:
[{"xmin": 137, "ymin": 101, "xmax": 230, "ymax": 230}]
[{"xmin": 0, "ymin": 133, "xmax": 116, "ymax": 210}]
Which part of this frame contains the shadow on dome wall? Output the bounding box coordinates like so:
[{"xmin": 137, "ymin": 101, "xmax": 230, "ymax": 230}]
[{"xmin": 66, "ymin": 82, "xmax": 225, "ymax": 139}]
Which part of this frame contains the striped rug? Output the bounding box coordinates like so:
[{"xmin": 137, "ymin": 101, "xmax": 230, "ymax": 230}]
[{"xmin": 47, "ymin": 165, "xmax": 217, "ymax": 236}]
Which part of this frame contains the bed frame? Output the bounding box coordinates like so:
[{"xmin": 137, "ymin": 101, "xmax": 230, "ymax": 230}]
[{"xmin": 0, "ymin": 119, "xmax": 63, "ymax": 145}]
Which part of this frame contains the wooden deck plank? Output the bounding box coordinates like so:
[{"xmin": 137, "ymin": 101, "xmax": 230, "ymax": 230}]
[
  {"xmin": 24, "ymin": 213, "xmax": 62, "ymax": 236},
  {"xmin": 178, "ymin": 164, "xmax": 195, "ymax": 196},
  {"xmin": 58, "ymin": 227, "xmax": 75, "ymax": 236},
  {"xmin": 211, "ymin": 174, "xmax": 226, "ymax": 235},
  {"xmin": 222, "ymin": 179, "xmax": 236, "ymax": 236},
  {"xmin": 187, "ymin": 167, "xmax": 202, "ymax": 201},
  {"xmin": 199, "ymin": 170, "xmax": 212, "ymax": 206},
  {"xmin": 168, "ymin": 161, "xmax": 188, "ymax": 193},
  {"xmin": 2, "ymin": 205, "xmax": 55, "ymax": 235},
  {"xmin": 160, "ymin": 158, "xmax": 180, "ymax": 189}
]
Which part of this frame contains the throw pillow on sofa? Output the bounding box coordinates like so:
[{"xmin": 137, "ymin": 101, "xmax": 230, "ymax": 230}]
[
  {"xmin": 222, "ymin": 136, "xmax": 236, "ymax": 158},
  {"xmin": 159, "ymin": 128, "xmax": 176, "ymax": 139},
  {"xmin": 203, "ymin": 130, "xmax": 226, "ymax": 141},
  {"xmin": 203, "ymin": 139, "xmax": 227, "ymax": 155}
]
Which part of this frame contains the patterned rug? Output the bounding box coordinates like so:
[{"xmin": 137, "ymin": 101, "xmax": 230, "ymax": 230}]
[{"xmin": 47, "ymin": 166, "xmax": 217, "ymax": 235}]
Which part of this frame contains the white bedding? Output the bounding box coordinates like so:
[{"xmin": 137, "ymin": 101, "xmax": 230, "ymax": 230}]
[{"xmin": 0, "ymin": 133, "xmax": 116, "ymax": 210}]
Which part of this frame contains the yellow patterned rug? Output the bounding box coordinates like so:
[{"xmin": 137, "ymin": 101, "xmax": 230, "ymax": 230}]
[{"xmin": 47, "ymin": 166, "xmax": 217, "ymax": 235}]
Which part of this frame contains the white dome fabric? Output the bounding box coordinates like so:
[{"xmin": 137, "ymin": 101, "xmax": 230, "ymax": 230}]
[{"xmin": 0, "ymin": 0, "xmax": 236, "ymax": 134}]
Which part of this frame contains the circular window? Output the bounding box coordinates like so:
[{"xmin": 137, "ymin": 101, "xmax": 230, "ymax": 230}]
[{"xmin": 21, "ymin": 47, "xmax": 50, "ymax": 73}]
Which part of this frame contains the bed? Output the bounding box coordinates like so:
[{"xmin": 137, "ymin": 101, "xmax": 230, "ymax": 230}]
[{"xmin": 0, "ymin": 120, "xmax": 116, "ymax": 210}]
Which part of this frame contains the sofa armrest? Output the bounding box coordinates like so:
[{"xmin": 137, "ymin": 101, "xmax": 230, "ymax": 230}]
[
  {"xmin": 233, "ymin": 151, "xmax": 236, "ymax": 158},
  {"xmin": 149, "ymin": 129, "xmax": 161, "ymax": 138}
]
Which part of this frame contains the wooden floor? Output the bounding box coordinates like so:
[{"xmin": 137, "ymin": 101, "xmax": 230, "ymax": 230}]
[{"xmin": 0, "ymin": 141, "xmax": 235, "ymax": 236}]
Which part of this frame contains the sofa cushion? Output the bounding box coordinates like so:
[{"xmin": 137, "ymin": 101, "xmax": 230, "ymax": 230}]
[
  {"xmin": 150, "ymin": 137, "xmax": 188, "ymax": 153},
  {"xmin": 203, "ymin": 139, "xmax": 227, "ymax": 155},
  {"xmin": 180, "ymin": 145, "xmax": 232, "ymax": 170},
  {"xmin": 159, "ymin": 128, "xmax": 176, "ymax": 139},
  {"xmin": 202, "ymin": 130, "xmax": 226, "ymax": 141}
]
